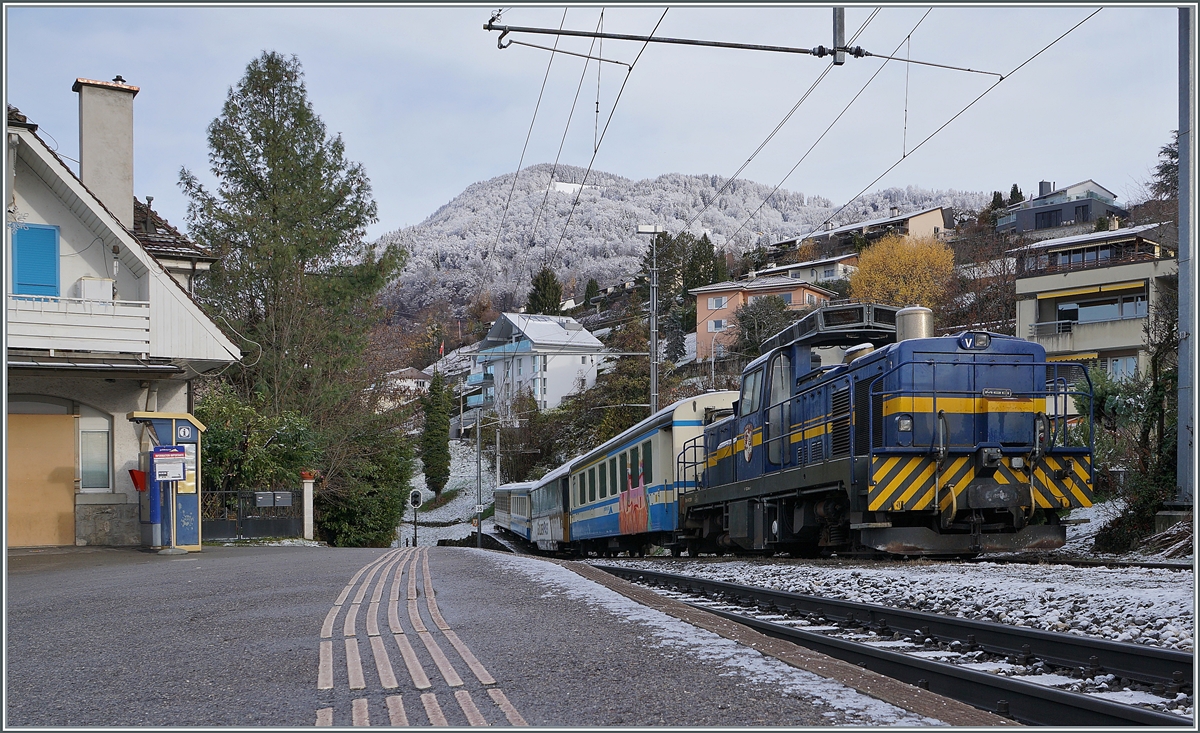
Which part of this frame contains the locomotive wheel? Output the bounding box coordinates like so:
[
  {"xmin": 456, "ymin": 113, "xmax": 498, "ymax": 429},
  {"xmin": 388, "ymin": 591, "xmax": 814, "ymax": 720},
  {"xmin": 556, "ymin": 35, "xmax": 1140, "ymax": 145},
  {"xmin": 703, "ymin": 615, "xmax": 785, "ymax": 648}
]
[{"xmin": 670, "ymin": 546, "xmax": 683, "ymax": 557}]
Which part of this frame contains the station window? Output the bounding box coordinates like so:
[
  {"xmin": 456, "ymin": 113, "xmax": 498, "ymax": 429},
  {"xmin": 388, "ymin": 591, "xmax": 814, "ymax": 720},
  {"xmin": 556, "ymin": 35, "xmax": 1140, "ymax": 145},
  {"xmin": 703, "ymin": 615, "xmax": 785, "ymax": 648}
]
[{"xmin": 641, "ymin": 441, "xmax": 653, "ymax": 484}]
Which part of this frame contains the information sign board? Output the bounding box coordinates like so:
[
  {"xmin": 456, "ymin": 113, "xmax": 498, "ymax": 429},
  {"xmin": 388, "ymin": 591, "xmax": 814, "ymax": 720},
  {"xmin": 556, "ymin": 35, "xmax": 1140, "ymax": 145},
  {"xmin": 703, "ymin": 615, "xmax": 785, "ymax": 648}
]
[{"xmin": 152, "ymin": 446, "xmax": 187, "ymax": 482}]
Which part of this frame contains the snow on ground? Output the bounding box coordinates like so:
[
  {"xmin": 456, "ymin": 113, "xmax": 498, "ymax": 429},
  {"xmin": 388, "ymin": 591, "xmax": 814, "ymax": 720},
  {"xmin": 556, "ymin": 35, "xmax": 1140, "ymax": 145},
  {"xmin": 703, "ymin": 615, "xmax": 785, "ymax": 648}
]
[
  {"xmin": 399, "ymin": 439, "xmax": 499, "ymax": 547},
  {"xmin": 601, "ymin": 557, "xmax": 1194, "ymax": 652},
  {"xmin": 487, "ymin": 552, "xmax": 945, "ymax": 727}
]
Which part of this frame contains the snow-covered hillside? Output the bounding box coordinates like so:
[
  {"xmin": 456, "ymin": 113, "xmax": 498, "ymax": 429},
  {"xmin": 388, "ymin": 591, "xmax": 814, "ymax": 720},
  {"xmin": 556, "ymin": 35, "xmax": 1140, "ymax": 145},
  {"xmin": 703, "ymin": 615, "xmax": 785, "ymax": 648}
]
[{"xmin": 377, "ymin": 163, "xmax": 989, "ymax": 314}]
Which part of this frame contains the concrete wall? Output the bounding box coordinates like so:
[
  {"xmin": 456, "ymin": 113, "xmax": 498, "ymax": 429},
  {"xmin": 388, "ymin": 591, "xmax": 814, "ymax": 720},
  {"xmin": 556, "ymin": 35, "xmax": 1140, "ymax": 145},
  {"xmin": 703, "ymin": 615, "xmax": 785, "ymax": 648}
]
[{"xmin": 7, "ymin": 374, "xmax": 186, "ymax": 546}]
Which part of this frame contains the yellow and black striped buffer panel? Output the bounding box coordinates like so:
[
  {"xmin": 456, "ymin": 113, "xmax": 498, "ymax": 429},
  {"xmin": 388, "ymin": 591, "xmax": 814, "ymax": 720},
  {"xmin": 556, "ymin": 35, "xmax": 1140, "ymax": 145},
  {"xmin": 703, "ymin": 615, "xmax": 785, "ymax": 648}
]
[{"xmin": 1032, "ymin": 455, "xmax": 1093, "ymax": 509}]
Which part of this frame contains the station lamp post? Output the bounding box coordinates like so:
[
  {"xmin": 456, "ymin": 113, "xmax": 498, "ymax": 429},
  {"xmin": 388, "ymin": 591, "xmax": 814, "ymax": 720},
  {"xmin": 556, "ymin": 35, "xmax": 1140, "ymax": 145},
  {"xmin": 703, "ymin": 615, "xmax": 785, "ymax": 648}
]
[{"xmin": 637, "ymin": 224, "xmax": 666, "ymax": 414}]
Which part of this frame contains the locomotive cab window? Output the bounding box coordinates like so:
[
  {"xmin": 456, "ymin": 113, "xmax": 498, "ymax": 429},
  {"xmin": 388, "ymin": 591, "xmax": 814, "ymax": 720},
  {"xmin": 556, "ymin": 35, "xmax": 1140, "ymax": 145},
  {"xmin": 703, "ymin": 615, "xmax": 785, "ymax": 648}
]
[{"xmin": 741, "ymin": 368, "xmax": 763, "ymax": 415}]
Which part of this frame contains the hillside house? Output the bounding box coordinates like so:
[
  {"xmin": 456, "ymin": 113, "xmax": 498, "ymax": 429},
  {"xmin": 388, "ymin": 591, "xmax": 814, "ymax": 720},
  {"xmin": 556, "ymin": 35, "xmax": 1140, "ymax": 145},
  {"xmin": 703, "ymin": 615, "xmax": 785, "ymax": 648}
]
[
  {"xmin": 751, "ymin": 253, "xmax": 858, "ymax": 284},
  {"xmin": 996, "ymin": 180, "xmax": 1129, "ymax": 235},
  {"xmin": 780, "ymin": 206, "xmax": 953, "ymax": 257},
  {"xmin": 6, "ymin": 81, "xmax": 240, "ymax": 548},
  {"xmin": 689, "ymin": 276, "xmax": 837, "ymax": 359},
  {"xmin": 1011, "ymin": 223, "xmax": 1175, "ymax": 408},
  {"xmin": 466, "ymin": 313, "xmax": 606, "ymax": 414}
]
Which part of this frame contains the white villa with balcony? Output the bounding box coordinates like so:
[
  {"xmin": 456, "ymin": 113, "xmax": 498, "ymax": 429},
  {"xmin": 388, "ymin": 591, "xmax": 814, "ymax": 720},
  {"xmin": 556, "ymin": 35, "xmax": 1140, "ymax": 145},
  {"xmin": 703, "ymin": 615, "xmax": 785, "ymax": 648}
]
[
  {"xmin": 6, "ymin": 82, "xmax": 240, "ymax": 548},
  {"xmin": 1011, "ymin": 223, "xmax": 1175, "ymax": 392},
  {"xmin": 465, "ymin": 313, "xmax": 606, "ymax": 416}
]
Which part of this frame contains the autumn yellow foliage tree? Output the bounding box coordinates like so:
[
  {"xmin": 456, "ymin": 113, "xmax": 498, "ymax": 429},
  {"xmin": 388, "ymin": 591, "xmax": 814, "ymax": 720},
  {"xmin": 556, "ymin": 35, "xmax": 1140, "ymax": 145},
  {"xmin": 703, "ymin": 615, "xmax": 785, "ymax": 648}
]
[{"xmin": 849, "ymin": 235, "xmax": 955, "ymax": 309}]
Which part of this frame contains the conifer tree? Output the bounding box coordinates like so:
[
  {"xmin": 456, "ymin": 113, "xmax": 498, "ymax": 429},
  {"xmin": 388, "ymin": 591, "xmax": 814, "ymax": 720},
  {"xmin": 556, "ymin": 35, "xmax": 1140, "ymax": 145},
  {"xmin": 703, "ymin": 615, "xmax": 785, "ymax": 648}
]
[
  {"xmin": 1008, "ymin": 184, "xmax": 1024, "ymax": 205},
  {"xmin": 420, "ymin": 372, "xmax": 452, "ymax": 497},
  {"xmin": 584, "ymin": 278, "xmax": 600, "ymax": 305},
  {"xmin": 527, "ymin": 266, "xmax": 563, "ymax": 315}
]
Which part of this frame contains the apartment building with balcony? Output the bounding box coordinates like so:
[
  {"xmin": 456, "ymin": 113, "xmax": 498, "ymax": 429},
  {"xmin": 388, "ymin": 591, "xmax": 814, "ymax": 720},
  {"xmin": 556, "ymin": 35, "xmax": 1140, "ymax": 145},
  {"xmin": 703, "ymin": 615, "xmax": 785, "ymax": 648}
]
[
  {"xmin": 689, "ymin": 276, "xmax": 837, "ymax": 360},
  {"xmin": 996, "ymin": 179, "xmax": 1129, "ymax": 235},
  {"xmin": 783, "ymin": 205, "xmax": 953, "ymax": 257},
  {"xmin": 6, "ymin": 81, "xmax": 240, "ymax": 548},
  {"xmin": 466, "ymin": 313, "xmax": 606, "ymax": 414},
  {"xmin": 1011, "ymin": 223, "xmax": 1175, "ymax": 387},
  {"xmin": 749, "ymin": 253, "xmax": 859, "ymax": 284}
]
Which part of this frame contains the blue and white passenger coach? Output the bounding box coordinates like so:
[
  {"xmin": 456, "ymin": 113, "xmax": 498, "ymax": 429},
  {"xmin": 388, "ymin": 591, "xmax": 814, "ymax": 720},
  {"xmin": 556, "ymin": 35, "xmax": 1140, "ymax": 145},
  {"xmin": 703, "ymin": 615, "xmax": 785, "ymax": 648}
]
[
  {"xmin": 566, "ymin": 391, "xmax": 738, "ymax": 556},
  {"xmin": 491, "ymin": 481, "xmax": 534, "ymax": 541}
]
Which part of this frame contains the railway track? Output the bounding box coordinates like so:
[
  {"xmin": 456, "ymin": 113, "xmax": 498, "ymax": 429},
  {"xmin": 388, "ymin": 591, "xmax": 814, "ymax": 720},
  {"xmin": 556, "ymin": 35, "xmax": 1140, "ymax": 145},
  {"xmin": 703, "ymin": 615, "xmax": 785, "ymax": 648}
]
[
  {"xmin": 596, "ymin": 565, "xmax": 1193, "ymax": 727},
  {"xmin": 963, "ymin": 554, "xmax": 1194, "ymax": 572}
]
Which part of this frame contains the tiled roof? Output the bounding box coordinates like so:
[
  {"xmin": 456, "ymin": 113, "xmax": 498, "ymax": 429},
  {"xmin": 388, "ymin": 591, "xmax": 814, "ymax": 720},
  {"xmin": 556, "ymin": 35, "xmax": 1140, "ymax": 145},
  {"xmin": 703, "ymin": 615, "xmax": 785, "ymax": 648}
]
[
  {"xmin": 7, "ymin": 104, "xmax": 36, "ymax": 130},
  {"xmin": 130, "ymin": 199, "xmax": 215, "ymax": 261}
]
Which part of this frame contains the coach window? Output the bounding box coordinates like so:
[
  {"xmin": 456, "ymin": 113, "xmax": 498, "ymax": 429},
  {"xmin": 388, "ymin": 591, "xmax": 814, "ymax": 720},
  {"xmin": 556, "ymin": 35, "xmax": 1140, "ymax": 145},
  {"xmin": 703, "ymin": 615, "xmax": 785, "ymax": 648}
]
[
  {"xmin": 576, "ymin": 475, "xmax": 585, "ymax": 506},
  {"xmin": 588, "ymin": 467, "xmax": 597, "ymax": 502},
  {"xmin": 630, "ymin": 445, "xmax": 640, "ymax": 488},
  {"xmin": 599, "ymin": 464, "xmax": 607, "ymax": 498},
  {"xmin": 641, "ymin": 441, "xmax": 653, "ymax": 484},
  {"xmin": 619, "ymin": 453, "xmax": 628, "ymax": 492},
  {"xmin": 609, "ymin": 458, "xmax": 618, "ymax": 495}
]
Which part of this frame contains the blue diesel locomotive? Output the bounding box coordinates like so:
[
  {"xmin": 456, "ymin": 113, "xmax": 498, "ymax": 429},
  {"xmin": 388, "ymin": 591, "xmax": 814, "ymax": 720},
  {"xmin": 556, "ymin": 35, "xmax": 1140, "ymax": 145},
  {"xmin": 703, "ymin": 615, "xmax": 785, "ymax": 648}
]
[{"xmin": 677, "ymin": 303, "xmax": 1095, "ymax": 556}]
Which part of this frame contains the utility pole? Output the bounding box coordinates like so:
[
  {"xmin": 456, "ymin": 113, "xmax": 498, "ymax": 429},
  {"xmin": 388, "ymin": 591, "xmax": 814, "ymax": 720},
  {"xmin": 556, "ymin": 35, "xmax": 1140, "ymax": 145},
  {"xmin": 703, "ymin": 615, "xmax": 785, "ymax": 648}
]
[
  {"xmin": 833, "ymin": 7, "xmax": 846, "ymax": 66},
  {"xmin": 475, "ymin": 408, "xmax": 483, "ymax": 548},
  {"xmin": 637, "ymin": 225, "xmax": 666, "ymax": 413},
  {"xmin": 1175, "ymin": 5, "xmax": 1195, "ymax": 509}
]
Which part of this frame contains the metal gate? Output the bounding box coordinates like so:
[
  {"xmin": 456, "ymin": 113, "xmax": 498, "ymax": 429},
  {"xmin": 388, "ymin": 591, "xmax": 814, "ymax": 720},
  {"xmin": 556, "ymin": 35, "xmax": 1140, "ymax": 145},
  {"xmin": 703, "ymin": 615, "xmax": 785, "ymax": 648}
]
[{"xmin": 201, "ymin": 489, "xmax": 303, "ymax": 540}]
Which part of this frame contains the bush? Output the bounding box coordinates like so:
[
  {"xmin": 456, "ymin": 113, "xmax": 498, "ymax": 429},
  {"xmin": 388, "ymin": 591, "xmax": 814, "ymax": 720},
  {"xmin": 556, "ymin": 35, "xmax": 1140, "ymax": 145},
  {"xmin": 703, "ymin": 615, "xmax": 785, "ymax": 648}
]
[{"xmin": 316, "ymin": 483, "xmax": 403, "ymax": 547}]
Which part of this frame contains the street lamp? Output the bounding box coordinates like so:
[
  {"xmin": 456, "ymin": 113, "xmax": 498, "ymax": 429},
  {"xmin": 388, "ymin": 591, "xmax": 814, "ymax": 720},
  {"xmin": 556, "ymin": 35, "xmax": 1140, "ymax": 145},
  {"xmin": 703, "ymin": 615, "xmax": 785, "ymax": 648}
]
[{"xmin": 637, "ymin": 224, "xmax": 665, "ymax": 414}]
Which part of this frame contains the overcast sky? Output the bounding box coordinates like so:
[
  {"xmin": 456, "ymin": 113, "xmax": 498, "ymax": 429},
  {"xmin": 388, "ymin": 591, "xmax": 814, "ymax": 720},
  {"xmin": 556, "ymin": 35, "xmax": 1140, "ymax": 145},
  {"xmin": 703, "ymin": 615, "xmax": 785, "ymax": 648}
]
[{"xmin": 4, "ymin": 5, "xmax": 1183, "ymax": 241}]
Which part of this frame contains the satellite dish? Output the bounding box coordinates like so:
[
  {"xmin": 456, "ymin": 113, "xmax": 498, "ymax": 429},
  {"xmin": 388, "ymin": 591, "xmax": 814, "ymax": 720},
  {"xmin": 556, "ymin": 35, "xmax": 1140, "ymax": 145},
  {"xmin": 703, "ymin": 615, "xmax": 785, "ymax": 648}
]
[{"xmin": 409, "ymin": 490, "xmax": 423, "ymax": 508}]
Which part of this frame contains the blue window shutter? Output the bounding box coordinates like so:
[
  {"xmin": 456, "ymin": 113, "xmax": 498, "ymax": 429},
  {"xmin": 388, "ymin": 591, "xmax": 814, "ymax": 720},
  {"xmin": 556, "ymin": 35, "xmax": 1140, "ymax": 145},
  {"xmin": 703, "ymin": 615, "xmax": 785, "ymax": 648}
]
[{"xmin": 13, "ymin": 224, "xmax": 60, "ymax": 296}]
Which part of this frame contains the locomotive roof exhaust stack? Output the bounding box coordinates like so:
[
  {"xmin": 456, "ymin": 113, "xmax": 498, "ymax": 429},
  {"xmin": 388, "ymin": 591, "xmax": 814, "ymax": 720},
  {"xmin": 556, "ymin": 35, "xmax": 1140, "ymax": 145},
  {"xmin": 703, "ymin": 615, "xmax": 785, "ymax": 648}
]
[{"xmin": 896, "ymin": 306, "xmax": 933, "ymax": 341}]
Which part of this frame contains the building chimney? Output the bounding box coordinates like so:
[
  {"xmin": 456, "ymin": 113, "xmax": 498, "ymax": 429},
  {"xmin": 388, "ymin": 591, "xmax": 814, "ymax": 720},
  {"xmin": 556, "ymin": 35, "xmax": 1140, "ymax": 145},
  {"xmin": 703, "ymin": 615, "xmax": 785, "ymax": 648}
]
[
  {"xmin": 1038, "ymin": 180, "xmax": 1054, "ymax": 197},
  {"xmin": 889, "ymin": 206, "xmax": 900, "ymax": 217},
  {"xmin": 72, "ymin": 76, "xmax": 139, "ymax": 228}
]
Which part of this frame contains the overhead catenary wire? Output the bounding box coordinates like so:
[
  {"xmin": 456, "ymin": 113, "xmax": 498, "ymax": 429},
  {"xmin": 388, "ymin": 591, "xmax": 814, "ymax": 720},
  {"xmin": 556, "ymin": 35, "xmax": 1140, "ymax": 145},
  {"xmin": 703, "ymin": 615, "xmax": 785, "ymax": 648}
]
[
  {"xmin": 489, "ymin": 8, "xmax": 569, "ymax": 259},
  {"xmin": 523, "ymin": 11, "xmax": 607, "ymax": 279},
  {"xmin": 795, "ymin": 7, "xmax": 1102, "ymax": 243},
  {"xmin": 727, "ymin": 9, "xmax": 933, "ymax": 244},
  {"xmin": 675, "ymin": 8, "xmax": 880, "ymax": 240},
  {"xmin": 546, "ymin": 8, "xmax": 669, "ymax": 268}
]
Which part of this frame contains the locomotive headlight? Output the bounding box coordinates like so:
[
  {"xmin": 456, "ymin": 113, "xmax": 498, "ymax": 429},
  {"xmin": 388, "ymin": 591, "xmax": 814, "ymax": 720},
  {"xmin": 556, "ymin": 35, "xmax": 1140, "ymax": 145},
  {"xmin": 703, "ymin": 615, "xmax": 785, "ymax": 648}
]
[{"xmin": 897, "ymin": 415, "xmax": 913, "ymax": 432}]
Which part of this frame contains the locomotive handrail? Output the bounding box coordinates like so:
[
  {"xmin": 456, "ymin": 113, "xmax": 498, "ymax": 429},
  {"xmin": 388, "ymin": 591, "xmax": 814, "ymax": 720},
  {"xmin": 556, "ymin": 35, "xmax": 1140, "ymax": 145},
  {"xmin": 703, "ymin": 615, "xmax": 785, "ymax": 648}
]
[{"xmin": 865, "ymin": 359, "xmax": 1097, "ymax": 476}]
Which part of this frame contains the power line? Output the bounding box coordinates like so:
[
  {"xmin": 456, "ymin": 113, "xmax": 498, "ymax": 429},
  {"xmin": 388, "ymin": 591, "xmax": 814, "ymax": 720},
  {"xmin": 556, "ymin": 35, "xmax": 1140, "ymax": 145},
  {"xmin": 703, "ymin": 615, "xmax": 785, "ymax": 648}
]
[
  {"xmin": 546, "ymin": 8, "xmax": 669, "ymax": 268},
  {"xmin": 523, "ymin": 11, "xmax": 606, "ymax": 288},
  {"xmin": 676, "ymin": 8, "xmax": 880, "ymax": 239},
  {"xmin": 490, "ymin": 8, "xmax": 569, "ymax": 259},
  {"xmin": 727, "ymin": 9, "xmax": 932, "ymax": 244},
  {"xmin": 796, "ymin": 7, "xmax": 1102, "ymax": 243}
]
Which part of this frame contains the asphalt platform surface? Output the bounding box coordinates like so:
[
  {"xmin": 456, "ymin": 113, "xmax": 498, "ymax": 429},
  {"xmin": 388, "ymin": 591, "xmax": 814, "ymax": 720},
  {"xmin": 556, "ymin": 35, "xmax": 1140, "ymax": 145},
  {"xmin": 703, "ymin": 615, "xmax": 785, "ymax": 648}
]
[{"xmin": 7, "ymin": 544, "xmax": 961, "ymax": 727}]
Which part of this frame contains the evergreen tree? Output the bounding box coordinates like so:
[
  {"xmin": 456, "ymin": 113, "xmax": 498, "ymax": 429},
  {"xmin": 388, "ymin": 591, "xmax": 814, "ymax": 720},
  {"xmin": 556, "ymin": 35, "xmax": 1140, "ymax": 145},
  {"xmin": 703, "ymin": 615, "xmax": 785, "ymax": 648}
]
[
  {"xmin": 1151, "ymin": 130, "xmax": 1179, "ymax": 200},
  {"xmin": 584, "ymin": 278, "xmax": 600, "ymax": 305},
  {"xmin": 420, "ymin": 372, "xmax": 452, "ymax": 497},
  {"xmin": 990, "ymin": 190, "xmax": 1006, "ymax": 210},
  {"xmin": 527, "ymin": 266, "xmax": 563, "ymax": 315},
  {"xmin": 1008, "ymin": 184, "xmax": 1024, "ymax": 205},
  {"xmin": 180, "ymin": 51, "xmax": 409, "ymax": 544},
  {"xmin": 664, "ymin": 305, "xmax": 686, "ymax": 364}
]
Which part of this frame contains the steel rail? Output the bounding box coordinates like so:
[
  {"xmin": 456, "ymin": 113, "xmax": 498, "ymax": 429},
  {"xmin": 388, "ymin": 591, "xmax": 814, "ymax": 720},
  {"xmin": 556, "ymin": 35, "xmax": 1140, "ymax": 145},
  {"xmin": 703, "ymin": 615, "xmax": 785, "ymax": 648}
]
[
  {"xmin": 595, "ymin": 566, "xmax": 1193, "ymax": 687},
  {"xmin": 696, "ymin": 603, "xmax": 1189, "ymax": 727}
]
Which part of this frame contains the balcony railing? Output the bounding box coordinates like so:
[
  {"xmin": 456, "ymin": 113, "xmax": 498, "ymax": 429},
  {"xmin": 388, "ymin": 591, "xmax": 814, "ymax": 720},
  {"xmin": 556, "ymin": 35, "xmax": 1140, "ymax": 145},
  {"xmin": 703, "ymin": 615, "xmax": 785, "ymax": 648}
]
[
  {"xmin": 465, "ymin": 371, "xmax": 494, "ymax": 386},
  {"xmin": 1030, "ymin": 315, "xmax": 1145, "ymax": 338},
  {"xmin": 466, "ymin": 393, "xmax": 493, "ymax": 408},
  {"xmin": 1016, "ymin": 246, "xmax": 1166, "ymax": 277},
  {"xmin": 1005, "ymin": 190, "xmax": 1117, "ymax": 213},
  {"xmin": 7, "ymin": 295, "xmax": 151, "ymax": 356}
]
